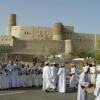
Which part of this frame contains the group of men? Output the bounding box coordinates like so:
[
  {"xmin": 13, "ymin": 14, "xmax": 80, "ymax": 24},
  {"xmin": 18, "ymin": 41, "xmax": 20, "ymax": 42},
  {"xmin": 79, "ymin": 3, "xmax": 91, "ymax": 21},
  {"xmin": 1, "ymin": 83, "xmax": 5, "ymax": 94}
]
[
  {"xmin": 76, "ymin": 63, "xmax": 100, "ymax": 100},
  {"xmin": 42, "ymin": 62, "xmax": 67, "ymax": 93},
  {"xmin": 0, "ymin": 59, "xmax": 100, "ymax": 100},
  {"xmin": 42, "ymin": 61, "xmax": 100, "ymax": 100},
  {"xmin": 0, "ymin": 61, "xmax": 43, "ymax": 89}
]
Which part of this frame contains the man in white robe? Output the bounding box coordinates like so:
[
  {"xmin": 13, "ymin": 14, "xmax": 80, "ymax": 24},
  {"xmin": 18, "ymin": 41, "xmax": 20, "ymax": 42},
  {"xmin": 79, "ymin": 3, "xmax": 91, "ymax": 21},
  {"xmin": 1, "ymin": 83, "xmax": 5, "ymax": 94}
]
[
  {"xmin": 26, "ymin": 64, "xmax": 33, "ymax": 87},
  {"xmin": 31, "ymin": 64, "xmax": 36, "ymax": 86},
  {"xmin": 37, "ymin": 65, "xmax": 43, "ymax": 87},
  {"xmin": 70, "ymin": 67, "xmax": 78, "ymax": 88},
  {"xmin": 50, "ymin": 62, "xmax": 58, "ymax": 90},
  {"xmin": 94, "ymin": 65, "xmax": 100, "ymax": 100},
  {"xmin": 12, "ymin": 62, "xmax": 19, "ymax": 88},
  {"xmin": 58, "ymin": 65, "xmax": 67, "ymax": 93},
  {"xmin": 77, "ymin": 66, "xmax": 91, "ymax": 100},
  {"xmin": 90, "ymin": 64, "xmax": 96, "ymax": 85},
  {"xmin": 1, "ymin": 63, "xmax": 9, "ymax": 89},
  {"xmin": 16, "ymin": 63, "xmax": 21, "ymax": 88},
  {"xmin": 6, "ymin": 60, "xmax": 14, "ymax": 88},
  {"xmin": 42, "ymin": 62, "xmax": 54, "ymax": 91},
  {"xmin": 34, "ymin": 65, "xmax": 39, "ymax": 87},
  {"xmin": 20, "ymin": 64, "xmax": 27, "ymax": 87}
]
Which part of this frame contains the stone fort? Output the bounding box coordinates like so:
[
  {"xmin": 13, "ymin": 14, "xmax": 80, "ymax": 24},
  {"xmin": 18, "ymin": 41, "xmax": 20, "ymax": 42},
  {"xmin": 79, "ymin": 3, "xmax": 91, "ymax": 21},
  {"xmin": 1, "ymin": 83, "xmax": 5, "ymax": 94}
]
[{"xmin": 0, "ymin": 14, "xmax": 100, "ymax": 62}]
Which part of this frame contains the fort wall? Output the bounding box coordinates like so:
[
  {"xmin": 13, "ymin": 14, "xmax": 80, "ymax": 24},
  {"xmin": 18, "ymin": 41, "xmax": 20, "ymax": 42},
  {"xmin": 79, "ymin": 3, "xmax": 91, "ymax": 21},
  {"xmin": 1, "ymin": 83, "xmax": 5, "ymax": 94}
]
[{"xmin": 12, "ymin": 39, "xmax": 66, "ymax": 55}]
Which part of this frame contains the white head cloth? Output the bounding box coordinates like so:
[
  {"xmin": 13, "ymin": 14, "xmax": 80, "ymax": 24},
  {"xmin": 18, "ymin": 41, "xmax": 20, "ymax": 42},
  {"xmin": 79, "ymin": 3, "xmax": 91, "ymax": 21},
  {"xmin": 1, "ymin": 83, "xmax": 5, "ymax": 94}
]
[{"xmin": 83, "ymin": 66, "xmax": 89, "ymax": 72}]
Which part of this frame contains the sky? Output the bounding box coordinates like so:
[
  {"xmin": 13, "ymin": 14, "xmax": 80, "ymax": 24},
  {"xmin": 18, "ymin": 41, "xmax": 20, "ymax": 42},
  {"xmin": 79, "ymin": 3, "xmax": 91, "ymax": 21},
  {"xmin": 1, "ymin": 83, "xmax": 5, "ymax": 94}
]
[{"xmin": 0, "ymin": 0, "xmax": 100, "ymax": 35}]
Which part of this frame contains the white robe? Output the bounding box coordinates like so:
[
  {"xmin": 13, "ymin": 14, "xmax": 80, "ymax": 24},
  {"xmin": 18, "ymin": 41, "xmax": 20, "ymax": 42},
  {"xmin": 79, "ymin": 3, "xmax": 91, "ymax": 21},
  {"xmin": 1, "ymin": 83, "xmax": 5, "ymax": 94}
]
[
  {"xmin": 70, "ymin": 73, "xmax": 78, "ymax": 88},
  {"xmin": 42, "ymin": 65, "xmax": 54, "ymax": 90},
  {"xmin": 34, "ymin": 69, "xmax": 39, "ymax": 87},
  {"xmin": 37, "ymin": 67, "xmax": 42, "ymax": 86},
  {"xmin": 90, "ymin": 67, "xmax": 96, "ymax": 84},
  {"xmin": 2, "ymin": 71, "xmax": 9, "ymax": 89},
  {"xmin": 27, "ymin": 67, "xmax": 33, "ymax": 87},
  {"xmin": 94, "ymin": 74, "xmax": 100, "ymax": 100},
  {"xmin": 70, "ymin": 67, "xmax": 78, "ymax": 88},
  {"xmin": 12, "ymin": 64, "xmax": 19, "ymax": 88},
  {"xmin": 6, "ymin": 64, "xmax": 14, "ymax": 88},
  {"xmin": 16, "ymin": 66, "xmax": 21, "ymax": 87},
  {"xmin": 38, "ymin": 66, "xmax": 43, "ymax": 86},
  {"xmin": 0, "ymin": 68, "xmax": 3, "ymax": 89},
  {"xmin": 31, "ymin": 65, "xmax": 38, "ymax": 86},
  {"xmin": 20, "ymin": 67, "xmax": 27, "ymax": 87},
  {"xmin": 77, "ymin": 72, "xmax": 89, "ymax": 100},
  {"xmin": 50, "ymin": 66, "xmax": 58, "ymax": 89},
  {"xmin": 58, "ymin": 67, "xmax": 66, "ymax": 93}
]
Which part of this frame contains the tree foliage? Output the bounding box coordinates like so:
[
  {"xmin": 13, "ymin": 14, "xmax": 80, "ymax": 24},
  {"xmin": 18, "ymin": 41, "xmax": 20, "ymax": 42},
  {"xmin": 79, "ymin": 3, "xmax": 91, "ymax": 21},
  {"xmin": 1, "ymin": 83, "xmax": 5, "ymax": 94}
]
[
  {"xmin": 71, "ymin": 48, "xmax": 90, "ymax": 58},
  {"xmin": 95, "ymin": 51, "xmax": 100, "ymax": 64}
]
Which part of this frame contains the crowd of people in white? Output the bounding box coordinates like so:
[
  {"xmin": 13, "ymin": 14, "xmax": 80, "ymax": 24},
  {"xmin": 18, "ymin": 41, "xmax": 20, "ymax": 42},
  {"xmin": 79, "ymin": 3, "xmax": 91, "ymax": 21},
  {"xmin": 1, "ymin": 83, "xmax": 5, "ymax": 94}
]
[
  {"xmin": 0, "ymin": 60, "xmax": 100, "ymax": 100},
  {"xmin": 0, "ymin": 61, "xmax": 43, "ymax": 89}
]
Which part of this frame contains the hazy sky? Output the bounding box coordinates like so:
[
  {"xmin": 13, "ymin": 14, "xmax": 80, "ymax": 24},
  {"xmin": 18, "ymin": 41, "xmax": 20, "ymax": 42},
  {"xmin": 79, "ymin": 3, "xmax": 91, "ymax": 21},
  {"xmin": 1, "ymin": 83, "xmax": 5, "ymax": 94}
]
[{"xmin": 0, "ymin": 0, "xmax": 100, "ymax": 35}]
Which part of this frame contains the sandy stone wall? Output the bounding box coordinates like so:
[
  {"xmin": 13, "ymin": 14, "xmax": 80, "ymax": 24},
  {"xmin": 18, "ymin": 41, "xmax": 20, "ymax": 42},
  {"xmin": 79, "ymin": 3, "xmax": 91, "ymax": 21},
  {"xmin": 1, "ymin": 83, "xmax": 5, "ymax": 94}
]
[{"xmin": 12, "ymin": 39, "xmax": 66, "ymax": 55}]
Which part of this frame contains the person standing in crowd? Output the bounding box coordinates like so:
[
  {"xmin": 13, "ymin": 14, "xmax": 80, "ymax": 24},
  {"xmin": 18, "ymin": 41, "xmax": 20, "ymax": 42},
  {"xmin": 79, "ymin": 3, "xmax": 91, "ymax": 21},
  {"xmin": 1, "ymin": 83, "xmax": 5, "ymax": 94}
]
[
  {"xmin": 11, "ymin": 62, "xmax": 19, "ymax": 88},
  {"xmin": 90, "ymin": 64, "xmax": 96, "ymax": 86},
  {"xmin": 77, "ymin": 65, "xmax": 91, "ymax": 100},
  {"xmin": 37, "ymin": 64, "xmax": 43, "ymax": 87},
  {"xmin": 50, "ymin": 62, "xmax": 58, "ymax": 90},
  {"xmin": 55, "ymin": 63, "xmax": 59, "ymax": 89},
  {"xmin": 20, "ymin": 64, "xmax": 27, "ymax": 87},
  {"xmin": 33, "ymin": 63, "xmax": 39, "ymax": 87},
  {"xmin": 70, "ymin": 64, "xmax": 79, "ymax": 88},
  {"xmin": 26, "ymin": 64, "xmax": 33, "ymax": 88},
  {"xmin": 58, "ymin": 64, "xmax": 67, "ymax": 93},
  {"xmin": 16, "ymin": 62, "xmax": 21, "ymax": 88},
  {"xmin": 5, "ymin": 60, "xmax": 14, "ymax": 88},
  {"xmin": 42, "ymin": 62, "xmax": 54, "ymax": 92},
  {"xmin": 31, "ymin": 63, "xmax": 36, "ymax": 87},
  {"xmin": 94, "ymin": 65, "xmax": 100, "ymax": 100},
  {"xmin": 2, "ymin": 63, "xmax": 8, "ymax": 89}
]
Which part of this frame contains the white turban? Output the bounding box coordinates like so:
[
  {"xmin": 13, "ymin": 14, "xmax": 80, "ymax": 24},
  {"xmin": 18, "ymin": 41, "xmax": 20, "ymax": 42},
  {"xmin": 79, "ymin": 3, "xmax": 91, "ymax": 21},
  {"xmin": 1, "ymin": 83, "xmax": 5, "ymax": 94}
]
[{"xmin": 83, "ymin": 66, "xmax": 89, "ymax": 72}]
